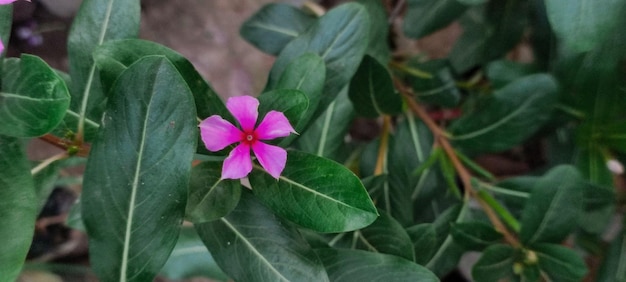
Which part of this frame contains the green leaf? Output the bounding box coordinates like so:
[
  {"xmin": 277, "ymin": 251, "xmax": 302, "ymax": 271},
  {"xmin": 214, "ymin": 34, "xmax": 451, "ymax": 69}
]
[
  {"xmin": 450, "ymin": 222, "xmax": 503, "ymax": 251},
  {"xmin": 357, "ymin": 0, "xmax": 391, "ymax": 64},
  {"xmin": 450, "ymin": 74, "xmax": 558, "ymax": 154},
  {"xmin": 596, "ymin": 121, "xmax": 626, "ymax": 154},
  {"xmin": 68, "ymin": 0, "xmax": 140, "ymax": 127},
  {"xmin": 0, "ymin": 136, "xmax": 37, "ymax": 281},
  {"xmin": 294, "ymin": 89, "xmax": 355, "ymax": 162},
  {"xmin": 545, "ymin": 0, "xmax": 626, "ymax": 53},
  {"xmin": 579, "ymin": 182, "xmax": 616, "ymax": 234},
  {"xmin": 348, "ymin": 55, "xmax": 402, "ymax": 117},
  {"xmin": 249, "ymin": 150, "xmax": 378, "ymax": 233},
  {"xmin": 426, "ymin": 203, "xmax": 468, "ymax": 276},
  {"xmin": 388, "ymin": 113, "xmax": 437, "ymax": 226},
  {"xmin": 597, "ymin": 229, "xmax": 626, "ymax": 282},
  {"xmin": 268, "ymin": 2, "xmax": 370, "ymax": 119},
  {"xmin": 519, "ymin": 165, "xmax": 584, "ymax": 246},
  {"xmin": 357, "ymin": 210, "xmax": 415, "ymax": 261},
  {"xmin": 0, "ymin": 5, "xmax": 11, "ymax": 60},
  {"xmin": 185, "ymin": 162, "xmax": 241, "ymax": 223},
  {"xmin": 406, "ymin": 223, "xmax": 438, "ymax": 265},
  {"xmin": 195, "ymin": 189, "xmax": 329, "ymax": 282},
  {"xmin": 160, "ymin": 227, "xmax": 229, "ymax": 281},
  {"xmin": 403, "ymin": 0, "xmax": 471, "ymax": 39},
  {"xmin": 486, "ymin": 60, "xmax": 537, "ymax": 89},
  {"xmin": 534, "ymin": 243, "xmax": 588, "ymax": 282},
  {"xmin": 82, "ymin": 57, "xmax": 197, "ymax": 282},
  {"xmin": 409, "ymin": 59, "xmax": 460, "ymax": 108},
  {"xmin": 93, "ymin": 39, "xmax": 229, "ymax": 121},
  {"xmin": 450, "ymin": 1, "xmax": 528, "ymax": 73},
  {"xmin": 240, "ymin": 3, "xmax": 316, "ymax": 56},
  {"xmin": 257, "ymin": 88, "xmax": 309, "ymax": 145},
  {"xmin": 0, "ymin": 55, "xmax": 70, "ymax": 137},
  {"xmin": 66, "ymin": 198, "xmax": 85, "ymax": 232},
  {"xmin": 575, "ymin": 146, "xmax": 614, "ymax": 186},
  {"xmin": 274, "ymin": 53, "xmax": 326, "ymax": 133},
  {"xmin": 32, "ymin": 160, "xmax": 61, "ymax": 212},
  {"xmin": 471, "ymin": 244, "xmax": 517, "ymax": 282},
  {"xmin": 316, "ymin": 248, "xmax": 438, "ymax": 281}
]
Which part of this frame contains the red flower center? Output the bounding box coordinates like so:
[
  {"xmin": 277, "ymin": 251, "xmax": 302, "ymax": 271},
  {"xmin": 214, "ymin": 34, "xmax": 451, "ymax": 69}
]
[{"xmin": 242, "ymin": 130, "xmax": 257, "ymax": 145}]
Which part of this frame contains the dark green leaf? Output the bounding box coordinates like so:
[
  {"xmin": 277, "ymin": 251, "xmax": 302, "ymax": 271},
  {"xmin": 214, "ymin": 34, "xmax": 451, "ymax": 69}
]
[
  {"xmin": 534, "ymin": 243, "xmax": 588, "ymax": 282},
  {"xmin": 450, "ymin": 74, "xmax": 558, "ymax": 154},
  {"xmin": 357, "ymin": 0, "xmax": 391, "ymax": 64},
  {"xmin": 519, "ymin": 165, "xmax": 584, "ymax": 246},
  {"xmin": 257, "ymin": 88, "xmax": 309, "ymax": 144},
  {"xmin": 68, "ymin": 0, "xmax": 140, "ymax": 124},
  {"xmin": 348, "ymin": 55, "xmax": 402, "ymax": 117},
  {"xmin": 82, "ymin": 57, "xmax": 196, "ymax": 281},
  {"xmin": 575, "ymin": 145, "xmax": 614, "ymax": 186},
  {"xmin": 93, "ymin": 39, "xmax": 229, "ymax": 121},
  {"xmin": 195, "ymin": 190, "xmax": 329, "ymax": 282},
  {"xmin": 0, "ymin": 136, "xmax": 37, "ymax": 281},
  {"xmin": 450, "ymin": 1, "xmax": 528, "ymax": 73},
  {"xmin": 240, "ymin": 3, "xmax": 316, "ymax": 56},
  {"xmin": 486, "ymin": 60, "xmax": 537, "ymax": 89},
  {"xmin": 450, "ymin": 222, "xmax": 503, "ymax": 251},
  {"xmin": 579, "ymin": 183, "xmax": 615, "ymax": 235},
  {"xmin": 406, "ymin": 223, "xmax": 437, "ymax": 265},
  {"xmin": 0, "ymin": 6, "xmax": 11, "ymax": 60},
  {"xmin": 426, "ymin": 203, "xmax": 468, "ymax": 276},
  {"xmin": 410, "ymin": 59, "xmax": 460, "ymax": 108},
  {"xmin": 160, "ymin": 227, "xmax": 229, "ymax": 281},
  {"xmin": 66, "ymin": 198, "xmax": 85, "ymax": 231},
  {"xmin": 249, "ymin": 150, "xmax": 377, "ymax": 233},
  {"xmin": 471, "ymin": 244, "xmax": 517, "ymax": 282},
  {"xmin": 388, "ymin": 113, "xmax": 437, "ymax": 225},
  {"xmin": 268, "ymin": 2, "xmax": 370, "ymax": 119},
  {"xmin": 545, "ymin": 0, "xmax": 626, "ymax": 53},
  {"xmin": 403, "ymin": 0, "xmax": 471, "ymax": 39},
  {"xmin": 596, "ymin": 121, "xmax": 626, "ymax": 154},
  {"xmin": 597, "ymin": 229, "xmax": 626, "ymax": 282},
  {"xmin": 186, "ymin": 162, "xmax": 241, "ymax": 223},
  {"xmin": 357, "ymin": 210, "xmax": 415, "ymax": 261},
  {"xmin": 274, "ymin": 52, "xmax": 326, "ymax": 133},
  {"xmin": 294, "ymin": 89, "xmax": 355, "ymax": 162},
  {"xmin": 0, "ymin": 55, "xmax": 70, "ymax": 137},
  {"xmin": 315, "ymin": 248, "xmax": 438, "ymax": 281}
]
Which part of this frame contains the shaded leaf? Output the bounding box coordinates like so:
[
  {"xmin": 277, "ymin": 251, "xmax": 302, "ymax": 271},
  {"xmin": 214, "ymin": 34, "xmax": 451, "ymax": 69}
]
[
  {"xmin": 534, "ymin": 243, "xmax": 588, "ymax": 282},
  {"xmin": 240, "ymin": 3, "xmax": 316, "ymax": 56},
  {"xmin": 410, "ymin": 59, "xmax": 460, "ymax": 108},
  {"xmin": 450, "ymin": 222, "xmax": 503, "ymax": 251},
  {"xmin": 82, "ymin": 57, "xmax": 196, "ymax": 281},
  {"xmin": 426, "ymin": 203, "xmax": 468, "ymax": 276},
  {"xmin": 195, "ymin": 190, "xmax": 329, "ymax": 282},
  {"xmin": 315, "ymin": 248, "xmax": 438, "ymax": 282},
  {"xmin": 249, "ymin": 150, "xmax": 378, "ymax": 233},
  {"xmin": 186, "ymin": 162, "xmax": 241, "ymax": 223},
  {"xmin": 406, "ymin": 223, "xmax": 438, "ymax": 265},
  {"xmin": 471, "ymin": 244, "xmax": 517, "ymax": 282},
  {"xmin": 486, "ymin": 60, "xmax": 537, "ymax": 89},
  {"xmin": 450, "ymin": 74, "xmax": 558, "ymax": 154},
  {"xmin": 0, "ymin": 55, "xmax": 70, "ymax": 137},
  {"xmin": 357, "ymin": 210, "xmax": 415, "ymax": 261},
  {"xmin": 357, "ymin": 0, "xmax": 391, "ymax": 64},
  {"xmin": 519, "ymin": 165, "xmax": 584, "ymax": 246},
  {"xmin": 348, "ymin": 55, "xmax": 402, "ymax": 117},
  {"xmin": 268, "ymin": 3, "xmax": 370, "ymax": 119},
  {"xmin": 257, "ymin": 88, "xmax": 309, "ymax": 145},
  {"xmin": 597, "ymin": 229, "xmax": 626, "ymax": 282},
  {"xmin": 160, "ymin": 227, "xmax": 229, "ymax": 281},
  {"xmin": 0, "ymin": 136, "xmax": 37, "ymax": 281},
  {"xmin": 403, "ymin": 0, "xmax": 473, "ymax": 39}
]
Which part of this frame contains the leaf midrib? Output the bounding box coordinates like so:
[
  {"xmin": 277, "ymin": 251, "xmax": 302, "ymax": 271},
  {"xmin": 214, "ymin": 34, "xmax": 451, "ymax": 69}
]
[{"xmin": 279, "ymin": 173, "xmax": 369, "ymax": 212}]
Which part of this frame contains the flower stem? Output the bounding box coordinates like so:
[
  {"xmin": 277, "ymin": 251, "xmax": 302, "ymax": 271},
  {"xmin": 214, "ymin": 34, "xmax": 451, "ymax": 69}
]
[{"xmin": 31, "ymin": 152, "xmax": 67, "ymax": 175}]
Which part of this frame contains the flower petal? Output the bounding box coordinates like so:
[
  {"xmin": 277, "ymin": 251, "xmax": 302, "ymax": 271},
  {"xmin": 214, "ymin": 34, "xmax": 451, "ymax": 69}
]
[
  {"xmin": 199, "ymin": 115, "xmax": 242, "ymax": 151},
  {"xmin": 252, "ymin": 141, "xmax": 287, "ymax": 179},
  {"xmin": 0, "ymin": 0, "xmax": 20, "ymax": 4},
  {"xmin": 226, "ymin": 96, "xmax": 259, "ymax": 132},
  {"xmin": 222, "ymin": 143, "xmax": 253, "ymax": 179},
  {"xmin": 0, "ymin": 40, "xmax": 4, "ymax": 54},
  {"xmin": 255, "ymin": 111, "xmax": 296, "ymax": 140}
]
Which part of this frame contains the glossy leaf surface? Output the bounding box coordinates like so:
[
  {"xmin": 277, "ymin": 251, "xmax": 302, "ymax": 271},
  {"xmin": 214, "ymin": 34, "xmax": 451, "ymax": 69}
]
[
  {"xmin": 348, "ymin": 55, "xmax": 402, "ymax": 117},
  {"xmin": 357, "ymin": 210, "xmax": 415, "ymax": 261},
  {"xmin": 195, "ymin": 190, "xmax": 329, "ymax": 282},
  {"xmin": 0, "ymin": 55, "xmax": 70, "ymax": 137},
  {"xmin": 249, "ymin": 150, "xmax": 378, "ymax": 233},
  {"xmin": 82, "ymin": 57, "xmax": 196, "ymax": 281}
]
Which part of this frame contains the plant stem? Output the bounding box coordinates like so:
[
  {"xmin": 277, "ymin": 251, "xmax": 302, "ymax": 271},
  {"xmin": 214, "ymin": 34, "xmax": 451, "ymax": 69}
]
[
  {"xmin": 395, "ymin": 78, "xmax": 521, "ymax": 247},
  {"xmin": 477, "ymin": 189, "xmax": 521, "ymax": 233},
  {"xmin": 31, "ymin": 152, "xmax": 67, "ymax": 175},
  {"xmin": 374, "ymin": 115, "xmax": 392, "ymax": 175}
]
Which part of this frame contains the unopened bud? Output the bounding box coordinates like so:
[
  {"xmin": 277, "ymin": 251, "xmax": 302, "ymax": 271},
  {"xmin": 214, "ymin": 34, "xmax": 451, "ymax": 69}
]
[{"xmin": 606, "ymin": 159, "xmax": 624, "ymax": 175}]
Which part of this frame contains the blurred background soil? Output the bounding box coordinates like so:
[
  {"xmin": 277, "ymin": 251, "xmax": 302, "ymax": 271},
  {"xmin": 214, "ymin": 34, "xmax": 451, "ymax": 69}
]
[{"xmin": 7, "ymin": 1, "xmax": 520, "ymax": 281}]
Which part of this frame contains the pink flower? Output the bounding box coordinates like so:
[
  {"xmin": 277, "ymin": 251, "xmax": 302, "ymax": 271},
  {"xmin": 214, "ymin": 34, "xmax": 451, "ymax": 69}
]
[
  {"xmin": 0, "ymin": 0, "xmax": 27, "ymax": 4},
  {"xmin": 199, "ymin": 96, "xmax": 296, "ymax": 180}
]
